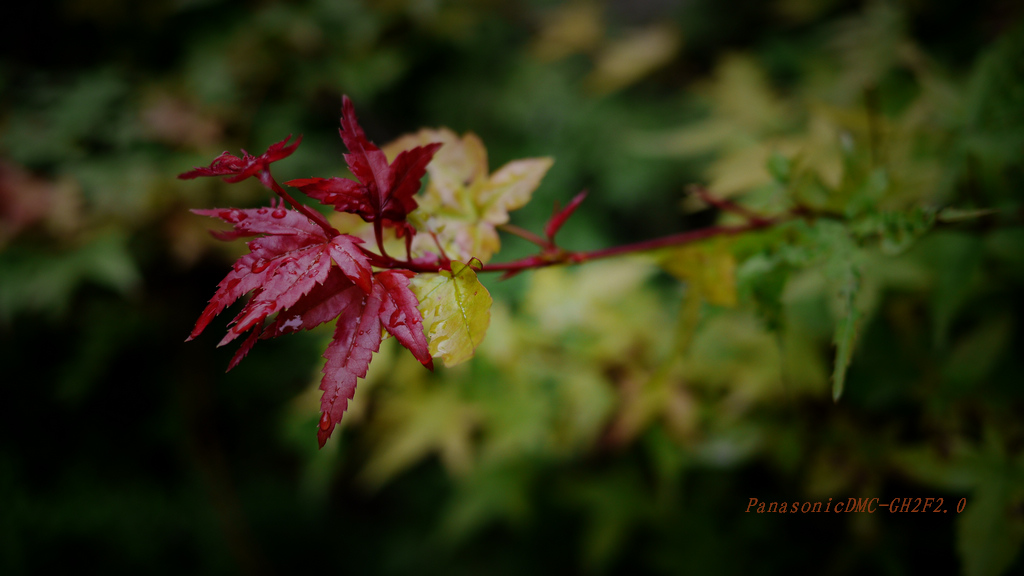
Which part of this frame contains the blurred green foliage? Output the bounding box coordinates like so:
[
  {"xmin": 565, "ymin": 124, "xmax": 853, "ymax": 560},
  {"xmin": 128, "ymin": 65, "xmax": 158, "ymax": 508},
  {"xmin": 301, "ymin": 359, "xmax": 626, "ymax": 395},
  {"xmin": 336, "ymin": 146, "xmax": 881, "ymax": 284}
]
[{"xmin": 2, "ymin": 1, "xmax": 1023, "ymax": 574}]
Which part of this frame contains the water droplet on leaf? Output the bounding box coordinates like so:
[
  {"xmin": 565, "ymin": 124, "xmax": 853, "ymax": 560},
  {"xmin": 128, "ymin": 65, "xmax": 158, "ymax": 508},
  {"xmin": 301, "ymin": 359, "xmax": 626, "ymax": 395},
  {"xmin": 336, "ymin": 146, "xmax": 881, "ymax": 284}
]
[
  {"xmin": 319, "ymin": 411, "xmax": 331, "ymax": 431},
  {"xmin": 272, "ymin": 208, "xmax": 287, "ymax": 219},
  {"xmin": 219, "ymin": 209, "xmax": 248, "ymax": 223}
]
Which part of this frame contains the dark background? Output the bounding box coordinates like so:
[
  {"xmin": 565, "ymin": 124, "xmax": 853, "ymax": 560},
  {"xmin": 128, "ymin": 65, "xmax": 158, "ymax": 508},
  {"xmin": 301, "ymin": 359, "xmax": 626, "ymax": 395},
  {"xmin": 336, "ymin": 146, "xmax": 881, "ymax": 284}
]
[{"xmin": 2, "ymin": 1, "xmax": 1023, "ymax": 574}]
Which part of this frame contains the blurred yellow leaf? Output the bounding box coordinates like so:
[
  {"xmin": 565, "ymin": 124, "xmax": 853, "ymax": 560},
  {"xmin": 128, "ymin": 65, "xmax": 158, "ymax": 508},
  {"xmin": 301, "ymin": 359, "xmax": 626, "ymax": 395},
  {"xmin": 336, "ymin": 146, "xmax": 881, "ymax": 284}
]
[
  {"xmin": 628, "ymin": 54, "xmax": 793, "ymax": 196},
  {"xmin": 829, "ymin": 2, "xmax": 905, "ymax": 101},
  {"xmin": 531, "ymin": 1, "xmax": 604, "ymax": 61},
  {"xmin": 585, "ymin": 24, "xmax": 681, "ymax": 94},
  {"xmin": 479, "ymin": 158, "xmax": 553, "ymax": 224},
  {"xmin": 659, "ymin": 239, "xmax": 738, "ymax": 307},
  {"xmin": 524, "ymin": 259, "xmax": 664, "ymax": 357},
  {"xmin": 706, "ymin": 54, "xmax": 789, "ymax": 133},
  {"xmin": 683, "ymin": 312, "xmax": 783, "ymax": 408},
  {"xmin": 362, "ymin": 380, "xmax": 479, "ymax": 487},
  {"xmin": 703, "ymin": 143, "xmax": 777, "ymax": 197}
]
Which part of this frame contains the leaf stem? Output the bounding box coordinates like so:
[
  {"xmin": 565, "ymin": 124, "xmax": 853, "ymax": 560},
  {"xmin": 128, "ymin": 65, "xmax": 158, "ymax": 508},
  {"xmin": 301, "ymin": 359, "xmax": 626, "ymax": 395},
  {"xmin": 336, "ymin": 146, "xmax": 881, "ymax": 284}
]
[
  {"xmin": 260, "ymin": 170, "xmax": 341, "ymax": 238},
  {"xmin": 373, "ymin": 220, "xmax": 389, "ymax": 259}
]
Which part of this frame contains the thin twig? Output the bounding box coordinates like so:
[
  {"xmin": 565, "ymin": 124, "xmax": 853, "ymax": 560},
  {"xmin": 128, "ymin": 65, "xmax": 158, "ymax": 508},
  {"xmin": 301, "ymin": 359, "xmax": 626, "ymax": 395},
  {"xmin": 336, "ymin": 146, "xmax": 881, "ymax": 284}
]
[
  {"xmin": 689, "ymin": 185, "xmax": 772, "ymax": 225},
  {"xmin": 429, "ymin": 230, "xmax": 450, "ymax": 261},
  {"xmin": 498, "ymin": 223, "xmax": 552, "ymax": 249}
]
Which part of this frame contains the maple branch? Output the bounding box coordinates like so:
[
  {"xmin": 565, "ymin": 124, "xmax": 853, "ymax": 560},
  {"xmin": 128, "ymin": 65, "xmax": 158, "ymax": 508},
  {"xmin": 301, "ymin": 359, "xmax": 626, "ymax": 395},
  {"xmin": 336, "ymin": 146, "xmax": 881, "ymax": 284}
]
[
  {"xmin": 360, "ymin": 190, "xmax": 790, "ymax": 276},
  {"xmin": 478, "ymin": 218, "xmax": 782, "ymax": 274},
  {"xmin": 259, "ymin": 170, "xmax": 341, "ymax": 238},
  {"xmin": 472, "ymin": 188, "xmax": 786, "ymax": 274},
  {"xmin": 578, "ymin": 219, "xmax": 778, "ymax": 261},
  {"xmin": 377, "ymin": 194, "xmax": 887, "ymax": 277},
  {"xmin": 689, "ymin": 185, "xmax": 772, "ymax": 225}
]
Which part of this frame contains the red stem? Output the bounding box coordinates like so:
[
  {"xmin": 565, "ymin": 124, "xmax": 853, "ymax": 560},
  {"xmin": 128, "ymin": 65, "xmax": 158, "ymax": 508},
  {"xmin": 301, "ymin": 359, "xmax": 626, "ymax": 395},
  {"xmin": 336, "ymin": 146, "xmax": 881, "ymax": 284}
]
[
  {"xmin": 260, "ymin": 170, "xmax": 341, "ymax": 238},
  {"xmin": 364, "ymin": 215, "xmax": 784, "ymax": 275},
  {"xmin": 478, "ymin": 218, "xmax": 778, "ymax": 274},
  {"xmin": 429, "ymin": 231, "xmax": 450, "ymax": 261},
  {"xmin": 571, "ymin": 220, "xmax": 775, "ymax": 261},
  {"xmin": 689, "ymin": 185, "xmax": 772, "ymax": 225},
  {"xmin": 498, "ymin": 223, "xmax": 552, "ymax": 249},
  {"xmin": 345, "ymin": 201, "xmax": 992, "ymax": 276},
  {"xmin": 373, "ymin": 220, "xmax": 389, "ymax": 259}
]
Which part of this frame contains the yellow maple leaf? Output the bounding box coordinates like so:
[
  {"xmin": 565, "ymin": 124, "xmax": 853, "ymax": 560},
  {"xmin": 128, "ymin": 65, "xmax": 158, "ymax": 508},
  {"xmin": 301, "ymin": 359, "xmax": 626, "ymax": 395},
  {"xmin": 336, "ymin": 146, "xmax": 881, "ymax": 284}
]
[
  {"xmin": 383, "ymin": 129, "xmax": 552, "ymax": 263},
  {"xmin": 411, "ymin": 260, "xmax": 493, "ymax": 367}
]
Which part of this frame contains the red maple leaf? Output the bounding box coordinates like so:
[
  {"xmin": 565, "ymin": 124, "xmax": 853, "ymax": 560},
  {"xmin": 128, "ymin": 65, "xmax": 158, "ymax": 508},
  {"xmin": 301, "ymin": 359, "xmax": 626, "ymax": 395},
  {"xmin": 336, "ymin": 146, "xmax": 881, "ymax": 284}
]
[
  {"xmin": 183, "ymin": 96, "xmax": 440, "ymax": 448},
  {"xmin": 309, "ymin": 270, "xmax": 433, "ymax": 447},
  {"xmin": 187, "ymin": 202, "xmax": 373, "ymax": 367},
  {"xmin": 257, "ymin": 265, "xmax": 433, "ymax": 446},
  {"xmin": 179, "ymin": 135, "xmax": 301, "ymax": 184},
  {"xmin": 190, "ymin": 202, "xmax": 434, "ymax": 447},
  {"xmin": 286, "ymin": 96, "xmax": 442, "ymax": 237}
]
